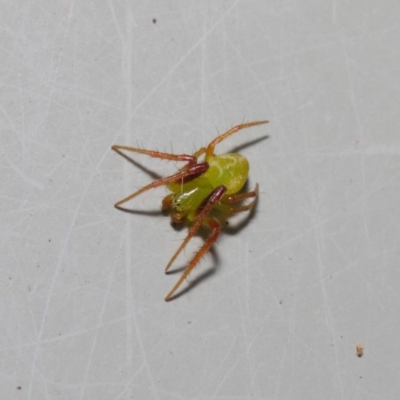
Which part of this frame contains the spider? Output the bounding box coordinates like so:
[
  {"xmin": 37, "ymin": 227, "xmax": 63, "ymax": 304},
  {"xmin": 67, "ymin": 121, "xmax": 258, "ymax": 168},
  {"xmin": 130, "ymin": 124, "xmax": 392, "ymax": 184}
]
[{"xmin": 112, "ymin": 120, "xmax": 268, "ymax": 301}]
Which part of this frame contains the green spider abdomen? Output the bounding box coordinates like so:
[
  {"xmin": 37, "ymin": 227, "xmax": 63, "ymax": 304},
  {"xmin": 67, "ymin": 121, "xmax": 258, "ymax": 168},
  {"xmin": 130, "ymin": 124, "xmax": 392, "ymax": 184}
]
[
  {"xmin": 205, "ymin": 153, "xmax": 249, "ymax": 195},
  {"xmin": 166, "ymin": 152, "xmax": 249, "ymax": 222}
]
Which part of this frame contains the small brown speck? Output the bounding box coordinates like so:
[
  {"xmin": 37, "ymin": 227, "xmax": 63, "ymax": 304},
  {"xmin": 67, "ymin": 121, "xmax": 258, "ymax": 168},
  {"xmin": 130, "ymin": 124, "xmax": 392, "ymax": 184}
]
[
  {"xmin": 152, "ymin": 18, "xmax": 157, "ymax": 24},
  {"xmin": 17, "ymin": 386, "xmax": 22, "ymax": 390},
  {"xmin": 356, "ymin": 344, "xmax": 364, "ymax": 358}
]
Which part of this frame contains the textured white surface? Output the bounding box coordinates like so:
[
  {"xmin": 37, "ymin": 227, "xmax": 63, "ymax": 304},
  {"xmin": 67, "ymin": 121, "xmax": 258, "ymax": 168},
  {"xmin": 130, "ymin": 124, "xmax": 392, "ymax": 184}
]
[{"xmin": 1, "ymin": 1, "xmax": 400, "ymax": 399}]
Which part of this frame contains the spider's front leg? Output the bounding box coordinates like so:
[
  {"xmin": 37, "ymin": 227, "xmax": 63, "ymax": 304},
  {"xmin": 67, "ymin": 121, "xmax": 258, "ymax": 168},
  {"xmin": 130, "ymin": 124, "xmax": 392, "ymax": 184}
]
[
  {"xmin": 164, "ymin": 185, "xmax": 227, "ymax": 301},
  {"xmin": 112, "ymin": 144, "xmax": 208, "ymax": 210},
  {"xmin": 113, "ymin": 162, "xmax": 209, "ymax": 210},
  {"xmin": 112, "ymin": 144, "xmax": 198, "ymax": 164}
]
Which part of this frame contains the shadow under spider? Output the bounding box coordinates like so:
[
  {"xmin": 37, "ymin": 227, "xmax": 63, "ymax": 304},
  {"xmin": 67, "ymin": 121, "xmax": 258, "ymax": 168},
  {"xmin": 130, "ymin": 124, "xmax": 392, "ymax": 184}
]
[
  {"xmin": 113, "ymin": 147, "xmax": 163, "ymax": 181},
  {"xmin": 164, "ymin": 247, "xmax": 219, "ymax": 301},
  {"xmin": 223, "ymin": 198, "xmax": 259, "ymax": 236},
  {"xmin": 164, "ymin": 202, "xmax": 257, "ymax": 299},
  {"xmin": 116, "ymin": 209, "xmax": 163, "ymax": 217},
  {"xmin": 228, "ymin": 135, "xmax": 269, "ymax": 154},
  {"xmin": 165, "ymin": 238, "xmax": 219, "ymax": 275}
]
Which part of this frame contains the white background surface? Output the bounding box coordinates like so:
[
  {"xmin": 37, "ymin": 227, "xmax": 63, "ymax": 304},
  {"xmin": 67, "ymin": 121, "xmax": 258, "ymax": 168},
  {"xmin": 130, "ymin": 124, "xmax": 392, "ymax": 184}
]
[{"xmin": 2, "ymin": 1, "xmax": 400, "ymax": 399}]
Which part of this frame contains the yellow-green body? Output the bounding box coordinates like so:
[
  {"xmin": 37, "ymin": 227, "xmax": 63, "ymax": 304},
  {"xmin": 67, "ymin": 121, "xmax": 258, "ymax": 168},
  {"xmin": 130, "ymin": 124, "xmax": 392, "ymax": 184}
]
[
  {"xmin": 167, "ymin": 153, "xmax": 249, "ymax": 221},
  {"xmin": 112, "ymin": 119, "xmax": 268, "ymax": 301}
]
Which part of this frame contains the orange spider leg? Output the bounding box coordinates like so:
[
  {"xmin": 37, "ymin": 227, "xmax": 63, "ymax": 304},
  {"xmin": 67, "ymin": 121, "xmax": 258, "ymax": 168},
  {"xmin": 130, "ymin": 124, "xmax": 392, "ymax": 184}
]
[
  {"xmin": 175, "ymin": 147, "xmax": 207, "ymax": 173},
  {"xmin": 192, "ymin": 147, "xmax": 206, "ymax": 158},
  {"xmin": 112, "ymin": 145, "xmax": 197, "ymax": 164},
  {"xmin": 164, "ymin": 186, "xmax": 226, "ymax": 300},
  {"xmin": 165, "ymin": 217, "xmax": 221, "ymax": 301},
  {"xmin": 225, "ymin": 183, "xmax": 259, "ymax": 203},
  {"xmin": 164, "ymin": 185, "xmax": 227, "ymax": 276},
  {"xmin": 217, "ymin": 185, "xmax": 259, "ymax": 213},
  {"xmin": 205, "ymin": 120, "xmax": 269, "ymax": 159},
  {"xmin": 217, "ymin": 200, "xmax": 257, "ymax": 213},
  {"xmin": 114, "ymin": 163, "xmax": 208, "ymax": 210}
]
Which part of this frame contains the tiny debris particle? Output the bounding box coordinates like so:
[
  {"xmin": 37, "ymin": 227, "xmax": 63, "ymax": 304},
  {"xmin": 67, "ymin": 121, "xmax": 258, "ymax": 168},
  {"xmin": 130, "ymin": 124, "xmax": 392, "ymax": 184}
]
[
  {"xmin": 17, "ymin": 386, "xmax": 22, "ymax": 390},
  {"xmin": 152, "ymin": 18, "xmax": 157, "ymax": 24},
  {"xmin": 356, "ymin": 344, "xmax": 364, "ymax": 358}
]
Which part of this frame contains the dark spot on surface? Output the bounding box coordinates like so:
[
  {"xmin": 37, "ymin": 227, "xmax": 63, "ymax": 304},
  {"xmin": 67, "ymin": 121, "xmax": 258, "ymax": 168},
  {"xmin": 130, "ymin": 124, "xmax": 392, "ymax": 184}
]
[
  {"xmin": 17, "ymin": 386, "xmax": 21, "ymax": 390},
  {"xmin": 356, "ymin": 344, "xmax": 364, "ymax": 357},
  {"xmin": 152, "ymin": 18, "xmax": 157, "ymax": 24}
]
